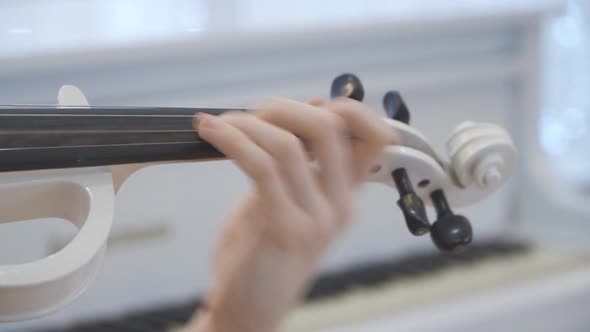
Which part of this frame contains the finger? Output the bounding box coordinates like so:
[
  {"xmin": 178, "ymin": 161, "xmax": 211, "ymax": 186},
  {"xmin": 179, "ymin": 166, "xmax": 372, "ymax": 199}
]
[
  {"xmin": 255, "ymin": 98, "xmax": 352, "ymax": 207},
  {"xmin": 220, "ymin": 112, "xmax": 325, "ymax": 213},
  {"xmin": 325, "ymin": 97, "xmax": 399, "ymax": 183},
  {"xmin": 303, "ymin": 96, "xmax": 326, "ymax": 160},
  {"xmin": 194, "ymin": 113, "xmax": 290, "ymax": 209}
]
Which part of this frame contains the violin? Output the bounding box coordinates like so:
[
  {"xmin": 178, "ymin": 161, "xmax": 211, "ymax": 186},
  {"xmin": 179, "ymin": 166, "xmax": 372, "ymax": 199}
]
[{"xmin": 0, "ymin": 74, "xmax": 516, "ymax": 322}]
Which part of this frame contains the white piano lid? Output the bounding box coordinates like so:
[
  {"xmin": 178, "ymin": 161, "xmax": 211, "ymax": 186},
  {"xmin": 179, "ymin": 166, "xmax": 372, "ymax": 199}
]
[{"xmin": 0, "ymin": 0, "xmax": 565, "ymax": 59}]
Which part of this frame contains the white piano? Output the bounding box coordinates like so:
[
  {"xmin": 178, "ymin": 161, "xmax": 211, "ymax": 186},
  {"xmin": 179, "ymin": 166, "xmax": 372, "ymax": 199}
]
[{"xmin": 2, "ymin": 0, "xmax": 590, "ymax": 331}]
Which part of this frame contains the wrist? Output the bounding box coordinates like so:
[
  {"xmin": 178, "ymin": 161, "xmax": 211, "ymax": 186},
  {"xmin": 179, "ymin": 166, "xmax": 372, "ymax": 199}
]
[
  {"xmin": 184, "ymin": 297, "xmax": 275, "ymax": 332},
  {"xmin": 209, "ymin": 299, "xmax": 277, "ymax": 332}
]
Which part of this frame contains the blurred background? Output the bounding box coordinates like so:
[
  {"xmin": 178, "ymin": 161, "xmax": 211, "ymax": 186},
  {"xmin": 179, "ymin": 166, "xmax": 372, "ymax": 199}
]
[{"xmin": 1, "ymin": 0, "xmax": 590, "ymax": 331}]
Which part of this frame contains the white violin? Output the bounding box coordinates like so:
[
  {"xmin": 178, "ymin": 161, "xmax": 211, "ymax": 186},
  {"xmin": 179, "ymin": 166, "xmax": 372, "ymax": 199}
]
[{"xmin": 0, "ymin": 74, "xmax": 516, "ymax": 322}]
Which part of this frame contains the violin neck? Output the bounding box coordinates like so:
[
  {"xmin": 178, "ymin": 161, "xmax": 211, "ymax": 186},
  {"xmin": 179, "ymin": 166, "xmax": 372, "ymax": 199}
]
[{"xmin": 0, "ymin": 106, "xmax": 239, "ymax": 172}]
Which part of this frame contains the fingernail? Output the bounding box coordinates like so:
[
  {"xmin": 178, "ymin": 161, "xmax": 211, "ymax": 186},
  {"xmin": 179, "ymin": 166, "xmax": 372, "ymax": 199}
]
[
  {"xmin": 307, "ymin": 97, "xmax": 326, "ymax": 107},
  {"xmin": 194, "ymin": 113, "xmax": 222, "ymax": 130}
]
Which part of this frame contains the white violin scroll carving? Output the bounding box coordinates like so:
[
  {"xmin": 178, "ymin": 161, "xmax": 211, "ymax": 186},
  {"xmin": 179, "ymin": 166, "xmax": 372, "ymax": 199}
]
[
  {"xmin": 446, "ymin": 121, "xmax": 516, "ymax": 191},
  {"xmin": 366, "ymin": 119, "xmax": 516, "ymax": 207}
]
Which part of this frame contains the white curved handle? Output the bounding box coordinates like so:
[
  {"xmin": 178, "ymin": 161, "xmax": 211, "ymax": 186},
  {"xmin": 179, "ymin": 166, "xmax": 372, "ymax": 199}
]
[
  {"xmin": 0, "ymin": 170, "xmax": 114, "ymax": 321},
  {"xmin": 0, "ymin": 86, "xmax": 115, "ymax": 322}
]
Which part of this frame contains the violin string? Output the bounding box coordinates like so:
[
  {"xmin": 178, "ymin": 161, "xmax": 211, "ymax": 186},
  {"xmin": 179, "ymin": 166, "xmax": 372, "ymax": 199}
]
[
  {"xmin": 0, "ymin": 104, "xmax": 241, "ymax": 108},
  {"xmin": 0, "ymin": 105, "xmax": 238, "ymax": 110},
  {"xmin": 1, "ymin": 133, "xmax": 356, "ymax": 149},
  {"xmin": 0, "ymin": 130, "xmax": 357, "ymax": 143},
  {"xmin": 0, "ymin": 106, "xmax": 357, "ymax": 141},
  {"xmin": 0, "ymin": 106, "xmax": 243, "ymax": 115},
  {"xmin": 0, "ymin": 105, "xmax": 138, "ymax": 108},
  {"xmin": 0, "ymin": 113, "xmax": 206, "ymax": 118},
  {"xmin": 0, "ymin": 130, "xmax": 357, "ymax": 142},
  {"xmin": 0, "ymin": 129, "xmax": 198, "ymax": 134},
  {"xmin": 0, "ymin": 104, "xmax": 69, "ymax": 108},
  {"xmin": 1, "ymin": 141, "xmax": 207, "ymax": 151}
]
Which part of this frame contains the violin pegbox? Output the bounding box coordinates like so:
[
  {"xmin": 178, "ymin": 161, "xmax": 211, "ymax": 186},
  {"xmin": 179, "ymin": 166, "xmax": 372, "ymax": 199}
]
[{"xmin": 330, "ymin": 74, "xmax": 516, "ymax": 251}]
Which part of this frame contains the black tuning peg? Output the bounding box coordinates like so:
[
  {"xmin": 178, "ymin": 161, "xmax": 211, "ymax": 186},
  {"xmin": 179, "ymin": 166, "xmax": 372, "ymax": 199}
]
[
  {"xmin": 429, "ymin": 189, "xmax": 473, "ymax": 252},
  {"xmin": 392, "ymin": 168, "xmax": 431, "ymax": 236},
  {"xmin": 383, "ymin": 91, "xmax": 410, "ymax": 124},
  {"xmin": 331, "ymin": 73, "xmax": 365, "ymax": 101}
]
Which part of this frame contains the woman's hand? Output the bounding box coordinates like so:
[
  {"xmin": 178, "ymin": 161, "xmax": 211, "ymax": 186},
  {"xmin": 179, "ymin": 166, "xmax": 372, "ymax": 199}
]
[{"xmin": 185, "ymin": 97, "xmax": 396, "ymax": 332}]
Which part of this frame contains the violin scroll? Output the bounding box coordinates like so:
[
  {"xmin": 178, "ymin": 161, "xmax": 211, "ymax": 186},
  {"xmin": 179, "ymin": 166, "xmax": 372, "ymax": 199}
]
[
  {"xmin": 447, "ymin": 121, "xmax": 516, "ymax": 190},
  {"xmin": 330, "ymin": 73, "xmax": 516, "ymax": 252}
]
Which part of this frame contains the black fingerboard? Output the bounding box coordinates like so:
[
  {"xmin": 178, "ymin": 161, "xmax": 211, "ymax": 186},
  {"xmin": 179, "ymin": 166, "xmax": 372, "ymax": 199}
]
[{"xmin": 0, "ymin": 107, "xmax": 243, "ymax": 172}]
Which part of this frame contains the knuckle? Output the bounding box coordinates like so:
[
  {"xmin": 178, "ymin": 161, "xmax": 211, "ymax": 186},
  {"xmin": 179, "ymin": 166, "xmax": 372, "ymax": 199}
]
[
  {"xmin": 219, "ymin": 110, "xmax": 249, "ymax": 122},
  {"xmin": 249, "ymin": 154, "xmax": 277, "ymax": 181},
  {"xmin": 330, "ymin": 97, "xmax": 367, "ymax": 114},
  {"xmin": 254, "ymin": 97, "xmax": 286, "ymax": 115},
  {"xmin": 320, "ymin": 111, "xmax": 342, "ymax": 128},
  {"xmin": 314, "ymin": 111, "xmax": 344, "ymax": 137},
  {"xmin": 274, "ymin": 133, "xmax": 305, "ymax": 160},
  {"xmin": 275, "ymin": 132, "xmax": 300, "ymax": 151}
]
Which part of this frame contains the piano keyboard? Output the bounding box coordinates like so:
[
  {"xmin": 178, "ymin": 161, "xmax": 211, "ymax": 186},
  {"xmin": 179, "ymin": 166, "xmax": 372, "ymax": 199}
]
[{"xmin": 16, "ymin": 240, "xmax": 589, "ymax": 332}]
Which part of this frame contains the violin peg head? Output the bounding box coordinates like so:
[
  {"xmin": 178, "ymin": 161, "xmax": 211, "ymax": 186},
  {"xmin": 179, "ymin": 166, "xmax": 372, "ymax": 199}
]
[
  {"xmin": 331, "ymin": 73, "xmax": 365, "ymax": 101},
  {"xmin": 430, "ymin": 214, "xmax": 473, "ymax": 252},
  {"xmin": 429, "ymin": 189, "xmax": 473, "ymax": 252},
  {"xmin": 383, "ymin": 91, "xmax": 410, "ymax": 124}
]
